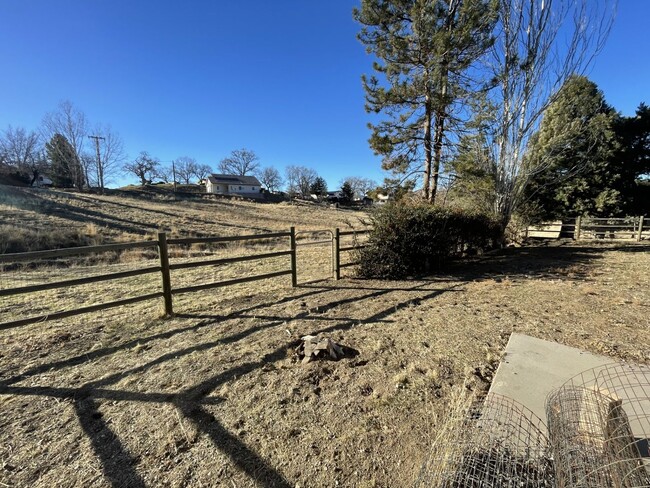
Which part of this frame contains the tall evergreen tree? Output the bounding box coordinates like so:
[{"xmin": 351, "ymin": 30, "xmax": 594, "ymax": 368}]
[
  {"xmin": 46, "ymin": 134, "xmax": 75, "ymax": 188},
  {"xmin": 340, "ymin": 181, "xmax": 355, "ymax": 204},
  {"xmin": 354, "ymin": 0, "xmax": 497, "ymax": 203},
  {"xmin": 447, "ymin": 131, "xmax": 495, "ymax": 213},
  {"xmin": 310, "ymin": 176, "xmax": 328, "ymax": 199},
  {"xmin": 611, "ymin": 103, "xmax": 650, "ymax": 214},
  {"xmin": 524, "ymin": 76, "xmax": 619, "ymax": 219}
]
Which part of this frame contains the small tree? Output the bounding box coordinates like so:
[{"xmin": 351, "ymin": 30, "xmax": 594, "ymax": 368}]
[
  {"xmin": 0, "ymin": 126, "xmax": 46, "ymax": 184},
  {"xmin": 341, "ymin": 176, "xmax": 377, "ymax": 200},
  {"xmin": 123, "ymin": 151, "xmax": 160, "ymax": 185},
  {"xmin": 174, "ymin": 156, "xmax": 198, "ymax": 184},
  {"xmin": 257, "ymin": 166, "xmax": 284, "ymax": 193},
  {"xmin": 42, "ymin": 100, "xmax": 88, "ymax": 189},
  {"xmin": 218, "ymin": 148, "xmax": 260, "ymax": 175},
  {"xmin": 285, "ymin": 165, "xmax": 317, "ymax": 198},
  {"xmin": 192, "ymin": 163, "xmax": 213, "ymax": 182},
  {"xmin": 46, "ymin": 134, "xmax": 75, "ymax": 187},
  {"xmin": 340, "ymin": 181, "xmax": 354, "ymax": 205},
  {"xmin": 310, "ymin": 176, "xmax": 328, "ymax": 199}
]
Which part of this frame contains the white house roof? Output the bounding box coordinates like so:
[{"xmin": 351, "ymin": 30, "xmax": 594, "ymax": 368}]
[{"xmin": 206, "ymin": 174, "xmax": 261, "ymax": 186}]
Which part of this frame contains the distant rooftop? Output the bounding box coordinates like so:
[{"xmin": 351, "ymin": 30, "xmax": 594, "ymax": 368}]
[{"xmin": 206, "ymin": 174, "xmax": 261, "ymax": 186}]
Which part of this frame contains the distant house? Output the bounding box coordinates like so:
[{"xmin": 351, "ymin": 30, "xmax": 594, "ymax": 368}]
[
  {"xmin": 205, "ymin": 174, "xmax": 262, "ymax": 195},
  {"xmin": 32, "ymin": 175, "xmax": 53, "ymax": 188},
  {"xmin": 327, "ymin": 191, "xmax": 342, "ymax": 202},
  {"xmin": 374, "ymin": 193, "xmax": 390, "ymax": 205}
]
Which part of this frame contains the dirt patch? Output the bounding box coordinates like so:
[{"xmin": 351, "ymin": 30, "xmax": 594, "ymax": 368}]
[{"xmin": 0, "ymin": 242, "xmax": 649, "ymax": 487}]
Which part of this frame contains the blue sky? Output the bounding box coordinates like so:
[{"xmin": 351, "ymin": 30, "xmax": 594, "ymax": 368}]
[{"xmin": 1, "ymin": 1, "xmax": 648, "ymax": 189}]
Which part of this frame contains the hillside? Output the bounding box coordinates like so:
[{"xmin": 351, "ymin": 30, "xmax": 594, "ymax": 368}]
[{"xmin": 0, "ymin": 185, "xmax": 369, "ymax": 253}]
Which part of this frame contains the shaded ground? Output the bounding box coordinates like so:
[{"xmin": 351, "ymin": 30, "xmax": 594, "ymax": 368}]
[{"xmin": 1, "ymin": 241, "xmax": 648, "ymax": 487}]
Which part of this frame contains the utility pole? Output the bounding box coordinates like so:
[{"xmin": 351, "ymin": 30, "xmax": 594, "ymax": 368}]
[
  {"xmin": 88, "ymin": 135, "xmax": 106, "ymax": 193},
  {"xmin": 171, "ymin": 159, "xmax": 177, "ymax": 194}
]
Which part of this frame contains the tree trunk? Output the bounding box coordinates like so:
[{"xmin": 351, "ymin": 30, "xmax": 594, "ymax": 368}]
[
  {"xmin": 430, "ymin": 106, "xmax": 446, "ymax": 204},
  {"xmin": 423, "ymin": 95, "xmax": 433, "ymax": 201}
]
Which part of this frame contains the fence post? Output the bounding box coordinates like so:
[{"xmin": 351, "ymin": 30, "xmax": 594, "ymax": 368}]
[
  {"xmin": 575, "ymin": 215, "xmax": 582, "ymax": 240},
  {"xmin": 638, "ymin": 216, "xmax": 645, "ymax": 242},
  {"xmin": 157, "ymin": 232, "xmax": 174, "ymax": 316},
  {"xmin": 290, "ymin": 226, "xmax": 297, "ymax": 287},
  {"xmin": 334, "ymin": 228, "xmax": 341, "ymax": 280}
]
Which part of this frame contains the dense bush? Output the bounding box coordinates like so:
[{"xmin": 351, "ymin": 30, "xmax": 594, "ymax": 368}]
[{"xmin": 356, "ymin": 202, "xmax": 502, "ymax": 279}]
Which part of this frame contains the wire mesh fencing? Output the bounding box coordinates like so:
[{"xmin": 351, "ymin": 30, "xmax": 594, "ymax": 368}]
[
  {"xmin": 418, "ymin": 363, "xmax": 650, "ymax": 487},
  {"xmin": 416, "ymin": 392, "xmax": 554, "ymax": 488},
  {"xmin": 547, "ymin": 363, "xmax": 650, "ymax": 488}
]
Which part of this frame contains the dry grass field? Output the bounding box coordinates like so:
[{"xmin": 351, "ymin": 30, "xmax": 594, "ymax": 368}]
[{"xmin": 1, "ymin": 186, "xmax": 649, "ymax": 487}]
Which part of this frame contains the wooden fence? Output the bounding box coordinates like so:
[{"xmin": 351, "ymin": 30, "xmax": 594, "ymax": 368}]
[
  {"xmin": 526, "ymin": 216, "xmax": 646, "ymax": 241},
  {"xmin": 0, "ymin": 227, "xmax": 373, "ymax": 330},
  {"xmin": 0, "ymin": 228, "xmax": 298, "ymax": 330},
  {"xmin": 333, "ymin": 229, "xmax": 370, "ymax": 280}
]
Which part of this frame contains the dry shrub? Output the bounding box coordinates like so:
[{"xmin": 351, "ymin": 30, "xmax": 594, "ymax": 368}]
[
  {"xmin": 0, "ymin": 224, "xmax": 106, "ymax": 254},
  {"xmin": 356, "ymin": 202, "xmax": 502, "ymax": 279}
]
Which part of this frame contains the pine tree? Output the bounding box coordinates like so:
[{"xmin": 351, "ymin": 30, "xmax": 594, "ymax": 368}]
[
  {"xmin": 46, "ymin": 133, "xmax": 75, "ymax": 188},
  {"xmin": 447, "ymin": 132, "xmax": 495, "ymax": 213},
  {"xmin": 310, "ymin": 177, "xmax": 328, "ymax": 199},
  {"xmin": 524, "ymin": 76, "xmax": 619, "ymax": 219},
  {"xmin": 354, "ymin": 0, "xmax": 497, "ymax": 203},
  {"xmin": 340, "ymin": 181, "xmax": 354, "ymax": 205},
  {"xmin": 611, "ymin": 103, "xmax": 650, "ymax": 214}
]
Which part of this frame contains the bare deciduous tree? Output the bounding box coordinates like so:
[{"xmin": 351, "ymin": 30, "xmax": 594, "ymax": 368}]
[
  {"xmin": 123, "ymin": 151, "xmax": 160, "ymax": 186},
  {"xmin": 173, "ymin": 156, "xmax": 198, "ymax": 184},
  {"xmin": 487, "ymin": 0, "xmax": 615, "ymax": 227},
  {"xmin": 192, "ymin": 164, "xmax": 213, "ymax": 182},
  {"xmin": 285, "ymin": 165, "xmax": 317, "ymax": 198},
  {"xmin": 0, "ymin": 126, "xmax": 45, "ymax": 183},
  {"xmin": 156, "ymin": 165, "xmax": 173, "ymax": 184},
  {"xmin": 257, "ymin": 166, "xmax": 284, "ymax": 193},
  {"xmin": 341, "ymin": 176, "xmax": 377, "ymax": 200},
  {"xmin": 218, "ymin": 148, "xmax": 260, "ymax": 175},
  {"xmin": 42, "ymin": 100, "xmax": 89, "ymax": 189},
  {"xmin": 90, "ymin": 125, "xmax": 126, "ymax": 190}
]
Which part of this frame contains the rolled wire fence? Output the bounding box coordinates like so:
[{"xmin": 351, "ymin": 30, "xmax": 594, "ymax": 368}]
[{"xmin": 418, "ymin": 363, "xmax": 650, "ymax": 487}]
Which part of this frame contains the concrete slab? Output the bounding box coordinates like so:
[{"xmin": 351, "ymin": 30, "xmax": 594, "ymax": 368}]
[
  {"xmin": 489, "ymin": 333, "xmax": 650, "ymax": 474},
  {"xmin": 490, "ymin": 333, "xmax": 619, "ymax": 426}
]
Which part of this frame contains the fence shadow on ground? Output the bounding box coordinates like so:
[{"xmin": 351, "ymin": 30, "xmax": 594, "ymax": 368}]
[
  {"xmin": 0, "ymin": 279, "xmax": 462, "ymax": 487},
  {"xmin": 440, "ymin": 242, "xmax": 645, "ymax": 283},
  {"xmin": 1, "ymin": 242, "xmax": 643, "ymax": 487}
]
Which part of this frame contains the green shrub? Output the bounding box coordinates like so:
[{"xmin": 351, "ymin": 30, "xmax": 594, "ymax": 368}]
[{"xmin": 356, "ymin": 202, "xmax": 502, "ymax": 279}]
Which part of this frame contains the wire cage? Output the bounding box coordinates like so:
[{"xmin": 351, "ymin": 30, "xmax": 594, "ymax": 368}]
[
  {"xmin": 547, "ymin": 363, "xmax": 650, "ymax": 488},
  {"xmin": 416, "ymin": 392, "xmax": 554, "ymax": 487}
]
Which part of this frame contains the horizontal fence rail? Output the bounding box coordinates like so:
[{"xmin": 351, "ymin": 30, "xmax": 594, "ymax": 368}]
[
  {"xmin": 0, "ymin": 228, "xmax": 299, "ymax": 330},
  {"xmin": 526, "ymin": 216, "xmax": 646, "ymax": 241},
  {"xmin": 0, "ymin": 240, "xmax": 157, "ymax": 263},
  {"xmin": 167, "ymin": 231, "xmax": 291, "ymax": 245},
  {"xmin": 334, "ymin": 229, "xmax": 371, "ymax": 280}
]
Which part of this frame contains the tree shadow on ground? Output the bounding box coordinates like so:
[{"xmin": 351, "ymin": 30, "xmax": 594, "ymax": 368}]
[
  {"xmin": 0, "ymin": 280, "xmax": 461, "ymax": 487},
  {"xmin": 2, "ymin": 241, "xmax": 642, "ymax": 487},
  {"xmin": 437, "ymin": 243, "xmax": 641, "ymax": 283}
]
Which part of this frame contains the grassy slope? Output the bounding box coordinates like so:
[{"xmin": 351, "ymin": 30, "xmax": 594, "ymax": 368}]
[
  {"xmin": 0, "ymin": 185, "xmax": 369, "ymax": 251},
  {"xmin": 1, "ymin": 186, "xmax": 649, "ymax": 487}
]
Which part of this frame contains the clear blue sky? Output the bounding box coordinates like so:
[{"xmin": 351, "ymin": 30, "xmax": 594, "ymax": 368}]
[{"xmin": 1, "ymin": 1, "xmax": 648, "ymax": 189}]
